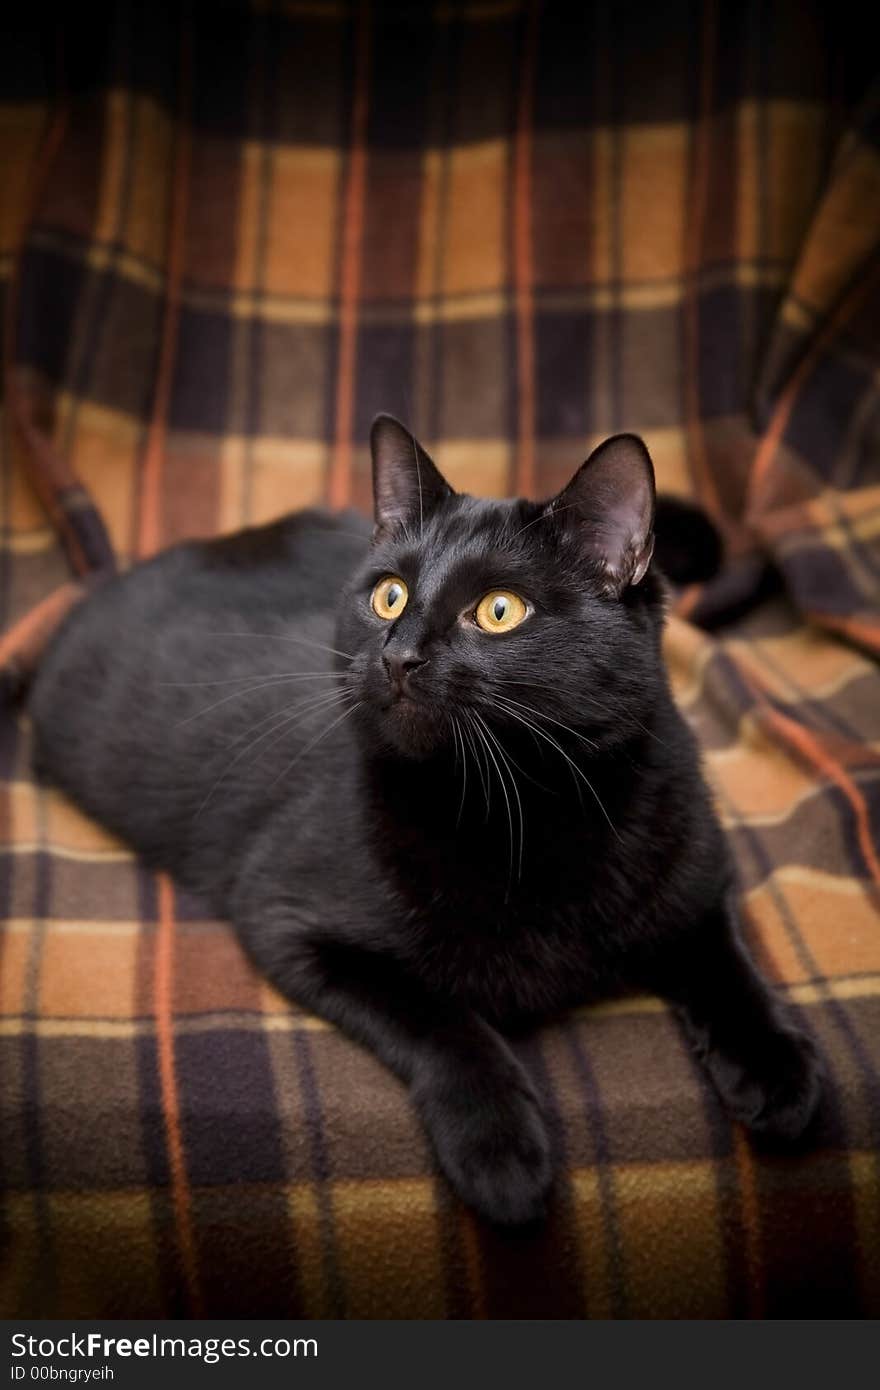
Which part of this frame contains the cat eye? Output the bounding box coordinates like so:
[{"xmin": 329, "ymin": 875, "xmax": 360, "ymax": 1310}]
[
  {"xmin": 371, "ymin": 575, "xmax": 409, "ymax": 620},
  {"xmin": 474, "ymin": 590, "xmax": 528, "ymax": 634}
]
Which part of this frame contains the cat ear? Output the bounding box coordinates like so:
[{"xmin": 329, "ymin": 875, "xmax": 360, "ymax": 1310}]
[
  {"xmin": 555, "ymin": 434, "xmax": 656, "ymax": 595},
  {"xmin": 370, "ymin": 414, "xmax": 453, "ymax": 531}
]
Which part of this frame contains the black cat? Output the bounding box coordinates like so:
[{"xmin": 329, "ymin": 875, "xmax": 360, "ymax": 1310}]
[{"xmin": 27, "ymin": 416, "xmax": 822, "ymax": 1223}]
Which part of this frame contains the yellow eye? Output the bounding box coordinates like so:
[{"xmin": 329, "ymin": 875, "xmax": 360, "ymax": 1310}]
[
  {"xmin": 475, "ymin": 590, "xmax": 528, "ymax": 634},
  {"xmin": 371, "ymin": 575, "xmax": 409, "ymax": 620}
]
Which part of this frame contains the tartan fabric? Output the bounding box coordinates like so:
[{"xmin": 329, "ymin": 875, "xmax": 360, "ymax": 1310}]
[{"xmin": 1, "ymin": 0, "xmax": 879, "ymax": 1318}]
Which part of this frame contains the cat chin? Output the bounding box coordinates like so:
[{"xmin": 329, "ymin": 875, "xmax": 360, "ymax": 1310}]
[{"xmin": 371, "ymin": 699, "xmax": 449, "ymax": 760}]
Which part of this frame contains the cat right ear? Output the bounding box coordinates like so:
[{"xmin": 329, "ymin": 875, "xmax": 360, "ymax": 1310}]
[
  {"xmin": 370, "ymin": 414, "xmax": 453, "ymax": 533},
  {"xmin": 554, "ymin": 433, "xmax": 656, "ymax": 595}
]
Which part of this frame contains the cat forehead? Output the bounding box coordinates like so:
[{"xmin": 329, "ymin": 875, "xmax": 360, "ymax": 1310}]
[
  {"xmin": 372, "ymin": 499, "xmax": 544, "ymax": 596},
  {"xmin": 375, "ymin": 494, "xmax": 533, "ymax": 564}
]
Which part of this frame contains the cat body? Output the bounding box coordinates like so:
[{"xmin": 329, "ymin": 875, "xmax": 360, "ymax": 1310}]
[{"xmin": 28, "ymin": 419, "xmax": 821, "ymax": 1223}]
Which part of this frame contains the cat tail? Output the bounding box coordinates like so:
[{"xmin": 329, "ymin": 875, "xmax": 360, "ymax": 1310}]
[{"xmin": 653, "ymin": 496, "xmax": 723, "ymax": 585}]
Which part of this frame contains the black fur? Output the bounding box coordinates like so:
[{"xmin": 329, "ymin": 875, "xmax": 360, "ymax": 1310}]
[
  {"xmin": 653, "ymin": 495, "xmax": 723, "ymax": 585},
  {"xmin": 28, "ymin": 417, "xmax": 822, "ymax": 1224}
]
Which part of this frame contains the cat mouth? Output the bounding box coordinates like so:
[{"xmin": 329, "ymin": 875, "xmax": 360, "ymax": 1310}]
[
  {"xmin": 387, "ymin": 690, "xmax": 428, "ymax": 718},
  {"xmin": 374, "ymin": 688, "xmax": 446, "ymax": 755},
  {"xmin": 381, "ymin": 680, "xmax": 427, "ymax": 709}
]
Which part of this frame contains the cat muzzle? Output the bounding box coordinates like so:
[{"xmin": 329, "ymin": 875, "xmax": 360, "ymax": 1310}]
[{"xmin": 382, "ymin": 650, "xmax": 428, "ymax": 699}]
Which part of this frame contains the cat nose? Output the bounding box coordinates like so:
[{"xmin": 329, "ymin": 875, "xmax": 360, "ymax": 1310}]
[{"xmin": 383, "ymin": 650, "xmax": 427, "ymax": 685}]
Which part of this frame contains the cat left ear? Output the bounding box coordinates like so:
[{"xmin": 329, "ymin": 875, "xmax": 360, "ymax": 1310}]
[
  {"xmin": 554, "ymin": 434, "xmax": 656, "ymax": 595},
  {"xmin": 370, "ymin": 414, "xmax": 454, "ymax": 532}
]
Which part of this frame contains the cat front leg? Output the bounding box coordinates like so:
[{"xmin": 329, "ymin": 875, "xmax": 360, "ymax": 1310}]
[
  {"xmin": 651, "ymin": 893, "xmax": 824, "ymax": 1142},
  {"xmin": 233, "ymin": 899, "xmax": 555, "ymax": 1225}
]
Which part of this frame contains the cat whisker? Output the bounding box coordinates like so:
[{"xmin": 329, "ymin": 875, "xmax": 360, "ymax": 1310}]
[
  {"xmin": 210, "ymin": 632, "xmax": 355, "ymax": 661},
  {"xmin": 469, "ymin": 712, "xmax": 516, "ymax": 894},
  {"xmin": 161, "ymin": 672, "xmax": 340, "ymax": 687},
  {"xmin": 254, "ymin": 692, "xmax": 357, "ymax": 786},
  {"xmin": 493, "ymin": 693, "xmax": 600, "ymax": 753},
  {"xmin": 269, "ymin": 700, "xmax": 362, "ymax": 789},
  {"xmin": 174, "ymin": 672, "xmax": 349, "ymax": 727},
  {"xmin": 474, "ymin": 712, "xmax": 524, "ymax": 885},
  {"xmin": 493, "ymin": 700, "xmax": 581, "ymax": 804},
  {"xmin": 547, "ymin": 684, "xmax": 667, "ymax": 748},
  {"xmin": 411, "ymin": 429, "xmax": 425, "ymax": 535},
  {"xmin": 474, "ymin": 718, "xmax": 493, "ymax": 820},
  {"xmin": 508, "ymin": 501, "xmax": 576, "ymax": 540},
  {"xmin": 492, "ymin": 697, "xmax": 585, "ymax": 811},
  {"xmin": 473, "ymin": 706, "xmax": 554, "ymax": 794},
  {"xmin": 451, "ymin": 716, "xmax": 468, "ymax": 828},
  {"xmin": 495, "ymin": 679, "xmax": 561, "ymax": 689},
  {"xmin": 222, "ymin": 686, "xmax": 353, "ymax": 753},
  {"xmin": 461, "ymin": 712, "xmax": 490, "ymax": 819},
  {"xmin": 493, "ymin": 679, "xmax": 667, "ymax": 748},
  {"xmin": 494, "ymin": 696, "xmax": 620, "ymax": 839},
  {"xmin": 586, "ymin": 696, "xmax": 669, "ymax": 748},
  {"xmin": 194, "ymin": 689, "xmax": 353, "ymax": 816}
]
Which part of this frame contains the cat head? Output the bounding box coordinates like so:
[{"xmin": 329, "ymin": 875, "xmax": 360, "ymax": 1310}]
[{"xmin": 336, "ymin": 415, "xmax": 665, "ymax": 760}]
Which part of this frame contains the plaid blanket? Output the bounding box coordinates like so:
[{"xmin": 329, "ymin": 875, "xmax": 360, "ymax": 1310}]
[{"xmin": 1, "ymin": 1, "xmax": 879, "ymax": 1318}]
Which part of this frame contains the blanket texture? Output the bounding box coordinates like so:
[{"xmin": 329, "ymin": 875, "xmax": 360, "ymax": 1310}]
[{"xmin": 1, "ymin": 1, "xmax": 879, "ymax": 1318}]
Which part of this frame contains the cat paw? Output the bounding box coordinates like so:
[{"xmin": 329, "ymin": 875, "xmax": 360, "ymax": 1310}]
[
  {"xmin": 414, "ymin": 1062, "xmax": 555, "ymax": 1225},
  {"xmin": 707, "ymin": 1025, "xmax": 824, "ymax": 1144}
]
